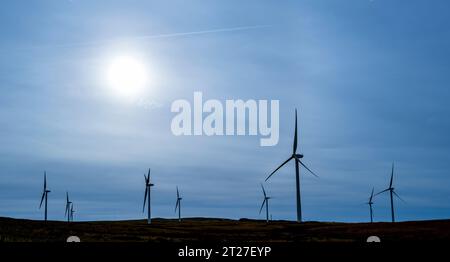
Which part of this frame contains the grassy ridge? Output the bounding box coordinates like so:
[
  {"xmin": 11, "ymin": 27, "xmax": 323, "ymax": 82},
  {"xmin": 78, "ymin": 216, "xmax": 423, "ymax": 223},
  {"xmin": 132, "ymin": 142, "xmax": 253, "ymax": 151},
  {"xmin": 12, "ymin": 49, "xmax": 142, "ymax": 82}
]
[{"xmin": 0, "ymin": 217, "xmax": 449, "ymax": 242}]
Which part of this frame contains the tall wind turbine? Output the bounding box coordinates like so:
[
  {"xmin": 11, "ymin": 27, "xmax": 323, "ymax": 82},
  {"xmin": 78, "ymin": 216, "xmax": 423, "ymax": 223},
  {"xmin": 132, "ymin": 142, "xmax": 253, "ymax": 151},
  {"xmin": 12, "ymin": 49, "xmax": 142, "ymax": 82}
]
[
  {"xmin": 65, "ymin": 192, "xmax": 72, "ymax": 223},
  {"xmin": 375, "ymin": 163, "xmax": 405, "ymax": 222},
  {"xmin": 259, "ymin": 184, "xmax": 271, "ymax": 223},
  {"xmin": 265, "ymin": 109, "xmax": 318, "ymax": 222},
  {"xmin": 39, "ymin": 172, "xmax": 51, "ymax": 221},
  {"xmin": 142, "ymin": 168, "xmax": 154, "ymax": 224},
  {"xmin": 175, "ymin": 186, "xmax": 182, "ymax": 222},
  {"xmin": 366, "ymin": 187, "xmax": 374, "ymax": 223}
]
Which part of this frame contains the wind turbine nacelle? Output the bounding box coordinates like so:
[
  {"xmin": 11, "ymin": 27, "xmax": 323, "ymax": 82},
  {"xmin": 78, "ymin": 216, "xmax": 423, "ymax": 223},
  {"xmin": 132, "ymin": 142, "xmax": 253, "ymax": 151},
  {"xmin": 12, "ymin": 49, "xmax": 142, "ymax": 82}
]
[
  {"xmin": 149, "ymin": 183, "xmax": 155, "ymax": 186},
  {"xmin": 295, "ymin": 154, "xmax": 304, "ymax": 159}
]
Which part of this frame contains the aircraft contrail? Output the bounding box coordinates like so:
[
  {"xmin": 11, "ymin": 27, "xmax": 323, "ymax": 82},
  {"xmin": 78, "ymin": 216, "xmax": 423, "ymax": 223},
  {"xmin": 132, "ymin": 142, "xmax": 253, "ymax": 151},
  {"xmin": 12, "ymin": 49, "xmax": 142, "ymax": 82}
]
[
  {"xmin": 5, "ymin": 25, "xmax": 271, "ymax": 52},
  {"xmin": 134, "ymin": 24, "xmax": 271, "ymax": 40}
]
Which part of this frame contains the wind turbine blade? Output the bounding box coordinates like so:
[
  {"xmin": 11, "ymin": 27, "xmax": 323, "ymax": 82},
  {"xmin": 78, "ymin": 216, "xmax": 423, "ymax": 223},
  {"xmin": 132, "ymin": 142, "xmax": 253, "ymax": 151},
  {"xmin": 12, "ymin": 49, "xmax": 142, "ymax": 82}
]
[
  {"xmin": 260, "ymin": 183, "xmax": 267, "ymax": 198},
  {"xmin": 143, "ymin": 187, "xmax": 148, "ymax": 212},
  {"xmin": 259, "ymin": 199, "xmax": 266, "ymax": 214},
  {"xmin": 293, "ymin": 109, "xmax": 298, "ymax": 154},
  {"xmin": 390, "ymin": 163, "xmax": 394, "ymax": 188},
  {"xmin": 44, "ymin": 172, "xmax": 47, "ymax": 190},
  {"xmin": 65, "ymin": 192, "xmax": 69, "ymax": 216},
  {"xmin": 297, "ymin": 159, "xmax": 319, "ymax": 178},
  {"xmin": 148, "ymin": 168, "xmax": 151, "ymax": 180},
  {"xmin": 369, "ymin": 187, "xmax": 374, "ymax": 202},
  {"xmin": 393, "ymin": 191, "xmax": 406, "ymax": 203},
  {"xmin": 39, "ymin": 192, "xmax": 45, "ymax": 208},
  {"xmin": 375, "ymin": 188, "xmax": 390, "ymax": 196},
  {"xmin": 175, "ymin": 199, "xmax": 180, "ymax": 212},
  {"xmin": 177, "ymin": 187, "xmax": 179, "ymax": 199},
  {"xmin": 265, "ymin": 156, "xmax": 293, "ymax": 181}
]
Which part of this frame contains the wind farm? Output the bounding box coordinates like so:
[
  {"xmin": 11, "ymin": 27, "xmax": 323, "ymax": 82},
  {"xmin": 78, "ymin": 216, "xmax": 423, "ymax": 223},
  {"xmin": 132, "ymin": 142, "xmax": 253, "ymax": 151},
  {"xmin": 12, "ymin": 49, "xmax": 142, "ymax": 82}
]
[
  {"xmin": 2, "ymin": 107, "xmax": 444, "ymax": 245},
  {"xmin": 0, "ymin": 1, "xmax": 450, "ymax": 248},
  {"xmin": 12, "ymin": 110, "xmax": 444, "ymax": 232}
]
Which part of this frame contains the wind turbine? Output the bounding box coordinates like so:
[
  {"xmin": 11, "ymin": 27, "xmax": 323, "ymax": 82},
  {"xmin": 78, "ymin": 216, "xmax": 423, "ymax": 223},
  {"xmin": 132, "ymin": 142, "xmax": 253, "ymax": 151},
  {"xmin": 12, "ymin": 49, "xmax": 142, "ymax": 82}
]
[
  {"xmin": 175, "ymin": 186, "xmax": 182, "ymax": 222},
  {"xmin": 375, "ymin": 163, "xmax": 405, "ymax": 222},
  {"xmin": 142, "ymin": 168, "xmax": 154, "ymax": 224},
  {"xmin": 366, "ymin": 187, "xmax": 374, "ymax": 223},
  {"xmin": 65, "ymin": 192, "xmax": 72, "ymax": 223},
  {"xmin": 265, "ymin": 109, "xmax": 318, "ymax": 222},
  {"xmin": 39, "ymin": 172, "xmax": 50, "ymax": 221},
  {"xmin": 259, "ymin": 184, "xmax": 271, "ymax": 223}
]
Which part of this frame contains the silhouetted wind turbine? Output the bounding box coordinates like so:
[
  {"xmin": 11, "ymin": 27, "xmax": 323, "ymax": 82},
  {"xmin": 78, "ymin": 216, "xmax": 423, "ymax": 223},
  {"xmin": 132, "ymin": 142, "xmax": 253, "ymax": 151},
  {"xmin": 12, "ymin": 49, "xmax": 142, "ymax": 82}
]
[
  {"xmin": 259, "ymin": 184, "xmax": 271, "ymax": 223},
  {"xmin": 39, "ymin": 172, "xmax": 50, "ymax": 221},
  {"xmin": 375, "ymin": 163, "xmax": 405, "ymax": 222},
  {"xmin": 65, "ymin": 192, "xmax": 72, "ymax": 223},
  {"xmin": 265, "ymin": 109, "xmax": 318, "ymax": 222},
  {"xmin": 366, "ymin": 187, "xmax": 374, "ymax": 223},
  {"xmin": 175, "ymin": 186, "xmax": 182, "ymax": 222},
  {"xmin": 142, "ymin": 168, "xmax": 154, "ymax": 224}
]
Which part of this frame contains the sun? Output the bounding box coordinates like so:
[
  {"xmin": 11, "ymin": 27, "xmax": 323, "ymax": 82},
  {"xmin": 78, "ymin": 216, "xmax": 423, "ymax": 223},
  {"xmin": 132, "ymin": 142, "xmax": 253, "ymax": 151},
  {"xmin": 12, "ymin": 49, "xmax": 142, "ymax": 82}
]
[{"xmin": 106, "ymin": 55, "xmax": 148, "ymax": 97}]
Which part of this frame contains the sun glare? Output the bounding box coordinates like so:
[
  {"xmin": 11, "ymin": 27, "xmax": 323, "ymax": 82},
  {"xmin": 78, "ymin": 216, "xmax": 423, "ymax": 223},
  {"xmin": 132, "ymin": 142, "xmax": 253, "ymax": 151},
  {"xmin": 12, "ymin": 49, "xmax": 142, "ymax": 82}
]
[{"xmin": 106, "ymin": 56, "xmax": 148, "ymax": 97}]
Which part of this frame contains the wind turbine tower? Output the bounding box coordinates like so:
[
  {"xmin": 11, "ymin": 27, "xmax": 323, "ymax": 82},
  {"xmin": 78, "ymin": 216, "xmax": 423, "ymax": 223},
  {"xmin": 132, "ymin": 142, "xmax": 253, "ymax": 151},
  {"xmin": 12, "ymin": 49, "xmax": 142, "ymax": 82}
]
[{"xmin": 366, "ymin": 187, "xmax": 374, "ymax": 223}]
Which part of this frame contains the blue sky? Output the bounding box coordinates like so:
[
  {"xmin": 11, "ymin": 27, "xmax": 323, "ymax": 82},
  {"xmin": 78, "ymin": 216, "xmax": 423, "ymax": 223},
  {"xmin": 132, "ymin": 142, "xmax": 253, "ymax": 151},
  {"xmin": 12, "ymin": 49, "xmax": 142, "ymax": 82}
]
[{"xmin": 0, "ymin": 0, "xmax": 449, "ymax": 222}]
